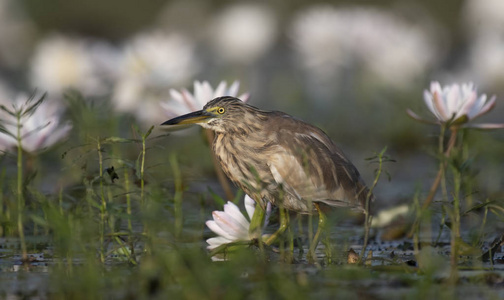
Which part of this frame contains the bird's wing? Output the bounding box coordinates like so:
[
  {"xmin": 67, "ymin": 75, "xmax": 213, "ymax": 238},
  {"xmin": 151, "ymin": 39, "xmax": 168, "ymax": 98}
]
[{"xmin": 266, "ymin": 117, "xmax": 368, "ymax": 210}]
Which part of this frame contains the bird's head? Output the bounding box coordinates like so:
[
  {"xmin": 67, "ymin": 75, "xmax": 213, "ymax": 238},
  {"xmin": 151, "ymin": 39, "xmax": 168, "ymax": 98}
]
[{"xmin": 161, "ymin": 96, "xmax": 251, "ymax": 133}]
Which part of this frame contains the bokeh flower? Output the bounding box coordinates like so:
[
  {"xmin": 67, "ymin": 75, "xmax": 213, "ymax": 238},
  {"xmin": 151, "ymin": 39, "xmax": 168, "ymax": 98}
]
[
  {"xmin": 289, "ymin": 5, "xmax": 438, "ymax": 88},
  {"xmin": 160, "ymin": 80, "xmax": 249, "ymax": 119},
  {"xmin": 407, "ymin": 81, "xmax": 504, "ymax": 129},
  {"xmin": 463, "ymin": 0, "xmax": 504, "ymax": 88},
  {"xmin": 206, "ymin": 195, "xmax": 271, "ymax": 250},
  {"xmin": 112, "ymin": 30, "xmax": 198, "ymax": 125},
  {"xmin": 463, "ymin": 0, "xmax": 504, "ymax": 35},
  {"xmin": 0, "ymin": 92, "xmax": 72, "ymax": 152},
  {"xmin": 467, "ymin": 34, "xmax": 504, "ymax": 87},
  {"xmin": 209, "ymin": 3, "xmax": 277, "ymax": 64},
  {"xmin": 29, "ymin": 35, "xmax": 113, "ymax": 97}
]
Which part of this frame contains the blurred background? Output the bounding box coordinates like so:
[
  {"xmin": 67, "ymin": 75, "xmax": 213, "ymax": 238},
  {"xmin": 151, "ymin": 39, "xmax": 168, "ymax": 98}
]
[{"xmin": 0, "ymin": 0, "xmax": 503, "ymax": 208}]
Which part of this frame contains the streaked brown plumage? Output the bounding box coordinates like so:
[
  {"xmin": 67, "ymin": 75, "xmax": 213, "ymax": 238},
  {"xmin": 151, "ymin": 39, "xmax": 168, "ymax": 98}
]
[{"xmin": 162, "ymin": 96, "xmax": 372, "ymax": 215}]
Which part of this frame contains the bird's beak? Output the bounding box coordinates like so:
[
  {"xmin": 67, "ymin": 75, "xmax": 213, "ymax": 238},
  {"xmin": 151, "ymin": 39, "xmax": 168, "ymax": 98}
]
[{"xmin": 161, "ymin": 110, "xmax": 215, "ymax": 126}]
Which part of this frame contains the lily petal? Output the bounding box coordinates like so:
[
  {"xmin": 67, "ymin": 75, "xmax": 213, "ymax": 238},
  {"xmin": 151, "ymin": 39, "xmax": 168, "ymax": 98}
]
[
  {"xmin": 464, "ymin": 123, "xmax": 504, "ymax": 130},
  {"xmin": 406, "ymin": 109, "xmax": 439, "ymax": 125},
  {"xmin": 239, "ymin": 92, "xmax": 250, "ymax": 102},
  {"xmin": 169, "ymin": 89, "xmax": 184, "ymax": 105},
  {"xmin": 212, "ymin": 210, "xmax": 248, "ymax": 239},
  {"xmin": 223, "ymin": 201, "xmax": 250, "ymax": 230},
  {"xmin": 264, "ymin": 202, "xmax": 272, "ymax": 228},
  {"xmin": 228, "ymin": 81, "xmax": 240, "ymax": 97},
  {"xmin": 472, "ymin": 95, "xmax": 496, "ymax": 120},
  {"xmin": 458, "ymin": 90, "xmax": 478, "ymax": 119},
  {"xmin": 423, "ymin": 90, "xmax": 436, "ymax": 116},
  {"xmin": 181, "ymin": 89, "xmax": 198, "ymax": 111},
  {"xmin": 432, "ymin": 90, "xmax": 449, "ymax": 120},
  {"xmin": 206, "ymin": 236, "xmax": 233, "ymax": 250},
  {"xmin": 244, "ymin": 195, "xmax": 256, "ymax": 221},
  {"xmin": 445, "ymin": 84, "xmax": 461, "ymax": 118},
  {"xmin": 206, "ymin": 220, "xmax": 237, "ymax": 241},
  {"xmin": 213, "ymin": 81, "xmax": 227, "ymax": 98}
]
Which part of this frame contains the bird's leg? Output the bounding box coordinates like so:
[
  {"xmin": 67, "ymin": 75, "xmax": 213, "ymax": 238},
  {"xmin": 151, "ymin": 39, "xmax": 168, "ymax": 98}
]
[
  {"xmin": 264, "ymin": 207, "xmax": 289, "ymax": 246},
  {"xmin": 307, "ymin": 203, "xmax": 326, "ymax": 263},
  {"xmin": 286, "ymin": 212, "xmax": 294, "ymax": 263}
]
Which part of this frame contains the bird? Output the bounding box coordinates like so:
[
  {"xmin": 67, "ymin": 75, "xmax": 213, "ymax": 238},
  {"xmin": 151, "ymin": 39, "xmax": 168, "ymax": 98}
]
[{"xmin": 162, "ymin": 96, "xmax": 373, "ymax": 258}]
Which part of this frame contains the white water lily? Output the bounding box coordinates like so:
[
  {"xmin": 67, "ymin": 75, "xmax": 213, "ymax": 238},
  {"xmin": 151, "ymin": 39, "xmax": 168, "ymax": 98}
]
[
  {"xmin": 0, "ymin": 93, "xmax": 72, "ymax": 152},
  {"xmin": 112, "ymin": 31, "xmax": 198, "ymax": 125},
  {"xmin": 407, "ymin": 81, "xmax": 504, "ymax": 129},
  {"xmin": 206, "ymin": 195, "xmax": 271, "ymax": 250},
  {"xmin": 29, "ymin": 35, "xmax": 110, "ymax": 97},
  {"xmin": 161, "ymin": 80, "xmax": 249, "ymax": 119},
  {"xmin": 116, "ymin": 31, "xmax": 197, "ymax": 89},
  {"xmin": 463, "ymin": 0, "xmax": 504, "ymax": 87},
  {"xmin": 289, "ymin": 5, "xmax": 437, "ymax": 88},
  {"xmin": 210, "ymin": 3, "xmax": 277, "ymax": 64}
]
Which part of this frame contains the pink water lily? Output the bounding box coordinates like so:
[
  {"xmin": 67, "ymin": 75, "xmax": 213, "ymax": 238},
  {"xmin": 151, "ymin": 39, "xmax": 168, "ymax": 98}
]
[
  {"xmin": 160, "ymin": 80, "xmax": 249, "ymax": 118},
  {"xmin": 407, "ymin": 81, "xmax": 504, "ymax": 129},
  {"xmin": 206, "ymin": 195, "xmax": 271, "ymax": 250}
]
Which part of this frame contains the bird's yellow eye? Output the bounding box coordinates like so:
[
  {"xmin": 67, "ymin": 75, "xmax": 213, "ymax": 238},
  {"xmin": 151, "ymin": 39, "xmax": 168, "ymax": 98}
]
[{"xmin": 217, "ymin": 107, "xmax": 225, "ymax": 114}]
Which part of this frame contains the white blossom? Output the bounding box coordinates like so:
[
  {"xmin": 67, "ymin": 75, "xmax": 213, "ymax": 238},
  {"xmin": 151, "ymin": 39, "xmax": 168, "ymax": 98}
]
[
  {"xmin": 112, "ymin": 31, "xmax": 198, "ymax": 125},
  {"xmin": 210, "ymin": 4, "xmax": 277, "ymax": 64},
  {"xmin": 289, "ymin": 5, "xmax": 438, "ymax": 88},
  {"xmin": 29, "ymin": 35, "xmax": 111, "ymax": 97},
  {"xmin": 206, "ymin": 195, "xmax": 271, "ymax": 250},
  {"xmin": 407, "ymin": 81, "xmax": 504, "ymax": 129},
  {"xmin": 161, "ymin": 80, "xmax": 249, "ymax": 119}
]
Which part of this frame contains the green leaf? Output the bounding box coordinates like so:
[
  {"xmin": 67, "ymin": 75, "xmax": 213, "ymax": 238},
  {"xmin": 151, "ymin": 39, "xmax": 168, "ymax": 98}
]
[
  {"xmin": 134, "ymin": 152, "xmax": 141, "ymax": 179},
  {"xmin": 22, "ymin": 92, "xmax": 47, "ymax": 118},
  {"xmin": 379, "ymin": 146, "xmax": 388, "ymax": 156},
  {"xmin": 385, "ymin": 170, "xmax": 392, "ymax": 182},
  {"xmin": 143, "ymin": 125, "xmax": 155, "ymax": 139},
  {"xmin": 364, "ymin": 154, "xmax": 378, "ymax": 161},
  {"xmin": 233, "ymin": 189, "xmax": 244, "ymax": 205},
  {"xmin": 0, "ymin": 124, "xmax": 15, "ymax": 139},
  {"xmin": 207, "ymin": 187, "xmax": 225, "ymax": 207},
  {"xmin": 450, "ymin": 114, "xmax": 469, "ymax": 126},
  {"xmin": 463, "ymin": 200, "xmax": 495, "ymax": 215},
  {"xmin": 30, "ymin": 214, "xmax": 49, "ymax": 227},
  {"xmin": 101, "ymin": 136, "xmax": 139, "ymax": 144},
  {"xmin": 0, "ymin": 104, "xmax": 16, "ymax": 116}
]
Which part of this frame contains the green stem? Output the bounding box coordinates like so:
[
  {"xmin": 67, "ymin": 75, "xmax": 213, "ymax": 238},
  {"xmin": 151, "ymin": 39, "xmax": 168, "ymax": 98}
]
[
  {"xmin": 439, "ymin": 125, "xmax": 448, "ymax": 202},
  {"xmin": 461, "ymin": 130, "xmax": 473, "ymax": 208},
  {"xmin": 16, "ymin": 114, "xmax": 28, "ymax": 262},
  {"xmin": 421, "ymin": 126, "xmax": 458, "ymax": 209},
  {"xmin": 124, "ymin": 168, "xmax": 132, "ymax": 233},
  {"xmin": 97, "ymin": 138, "xmax": 106, "ymax": 264},
  {"xmin": 123, "ymin": 167, "xmax": 136, "ymax": 261},
  {"xmin": 140, "ymin": 132, "xmax": 152, "ymax": 254},
  {"xmin": 358, "ymin": 148, "xmax": 384, "ymax": 264},
  {"xmin": 449, "ymin": 127, "xmax": 461, "ymax": 282},
  {"xmin": 170, "ymin": 153, "xmax": 183, "ymax": 238}
]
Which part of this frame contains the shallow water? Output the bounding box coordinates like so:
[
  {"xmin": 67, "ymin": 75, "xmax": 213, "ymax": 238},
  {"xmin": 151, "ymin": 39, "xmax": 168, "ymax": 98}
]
[{"xmin": 1, "ymin": 222, "xmax": 504, "ymax": 300}]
